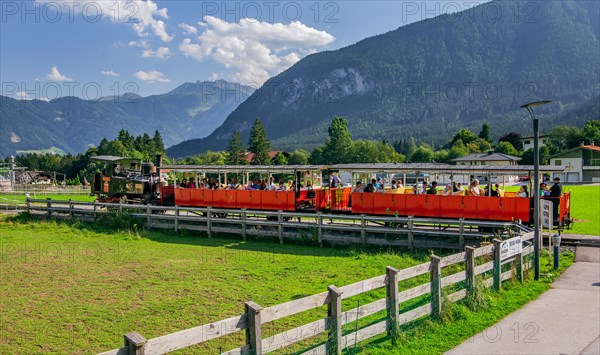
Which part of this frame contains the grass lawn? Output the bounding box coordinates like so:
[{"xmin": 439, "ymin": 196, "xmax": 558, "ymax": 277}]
[
  {"xmin": 0, "ymin": 213, "xmax": 576, "ymax": 354},
  {"xmin": 0, "ymin": 214, "xmax": 432, "ymax": 354},
  {"xmin": 562, "ymin": 185, "xmax": 599, "ymax": 235},
  {"xmin": 0, "ymin": 192, "xmax": 95, "ymax": 204}
]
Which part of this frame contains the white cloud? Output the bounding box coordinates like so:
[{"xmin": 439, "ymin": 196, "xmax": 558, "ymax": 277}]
[
  {"xmin": 47, "ymin": 66, "xmax": 73, "ymax": 81},
  {"xmin": 134, "ymin": 70, "xmax": 170, "ymax": 83},
  {"xmin": 142, "ymin": 47, "xmax": 171, "ymax": 59},
  {"xmin": 179, "ymin": 16, "xmax": 335, "ymax": 84},
  {"xmin": 100, "ymin": 70, "xmax": 120, "ymax": 77},
  {"xmin": 14, "ymin": 92, "xmax": 32, "ymax": 100},
  {"xmin": 178, "ymin": 23, "xmax": 198, "ymax": 35},
  {"xmin": 129, "ymin": 40, "xmax": 150, "ymax": 49},
  {"xmin": 36, "ymin": 0, "xmax": 173, "ymax": 42}
]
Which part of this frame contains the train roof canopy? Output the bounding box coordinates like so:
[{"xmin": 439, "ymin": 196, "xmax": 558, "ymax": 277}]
[
  {"xmin": 329, "ymin": 163, "xmax": 564, "ymax": 174},
  {"xmin": 159, "ymin": 164, "xmax": 327, "ymax": 173}
]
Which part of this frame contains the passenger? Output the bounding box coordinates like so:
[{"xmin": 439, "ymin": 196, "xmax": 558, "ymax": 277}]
[
  {"xmin": 179, "ymin": 179, "xmax": 188, "ymax": 188},
  {"xmin": 329, "ymin": 172, "xmax": 340, "ymax": 188},
  {"xmin": 442, "ymin": 184, "xmax": 453, "ymax": 196},
  {"xmin": 539, "ymin": 182, "xmax": 550, "ymax": 197},
  {"xmin": 549, "ymin": 177, "xmax": 562, "ymax": 220},
  {"xmin": 397, "ymin": 179, "xmax": 404, "ymax": 189},
  {"xmin": 375, "ymin": 177, "xmax": 383, "ymax": 191},
  {"xmin": 288, "ymin": 180, "xmax": 294, "ymax": 191},
  {"xmin": 518, "ymin": 185, "xmax": 529, "ymax": 198},
  {"xmin": 353, "ymin": 181, "xmax": 364, "ymax": 193},
  {"xmin": 492, "ymin": 183, "xmax": 502, "ymax": 197},
  {"xmin": 364, "ymin": 183, "xmax": 376, "ymax": 193},
  {"xmin": 277, "ymin": 180, "xmax": 287, "ymax": 191},
  {"xmin": 419, "ymin": 181, "xmax": 428, "ymax": 194},
  {"xmin": 267, "ymin": 177, "xmax": 276, "ymax": 191},
  {"xmin": 391, "ymin": 180, "xmax": 398, "ymax": 189},
  {"xmin": 427, "ymin": 181, "xmax": 438, "ymax": 195},
  {"xmin": 187, "ymin": 178, "xmax": 196, "ymax": 189},
  {"xmin": 457, "ymin": 182, "xmax": 462, "ymax": 191},
  {"xmin": 466, "ymin": 179, "xmax": 481, "ymax": 196},
  {"xmin": 451, "ymin": 182, "xmax": 461, "ymax": 194}
]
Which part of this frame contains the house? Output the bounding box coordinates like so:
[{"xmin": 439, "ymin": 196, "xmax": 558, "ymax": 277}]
[
  {"xmin": 549, "ymin": 144, "xmax": 600, "ymax": 182},
  {"xmin": 244, "ymin": 150, "xmax": 290, "ymax": 163},
  {"xmin": 519, "ymin": 134, "xmax": 549, "ymax": 152},
  {"xmin": 451, "ymin": 152, "xmax": 522, "ymax": 166}
]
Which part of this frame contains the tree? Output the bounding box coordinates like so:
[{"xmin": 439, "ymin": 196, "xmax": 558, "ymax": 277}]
[
  {"xmin": 272, "ymin": 152, "xmax": 288, "ymax": 165},
  {"xmin": 408, "ymin": 137, "xmax": 417, "ymax": 156},
  {"xmin": 547, "ymin": 126, "xmax": 584, "ymax": 154},
  {"xmin": 152, "ymin": 130, "xmax": 165, "ymax": 153},
  {"xmin": 410, "ymin": 145, "xmax": 435, "ymax": 162},
  {"xmin": 582, "ymin": 119, "xmax": 600, "ymax": 144},
  {"xmin": 248, "ymin": 118, "xmax": 271, "ymax": 165},
  {"xmin": 322, "ymin": 116, "xmax": 354, "ymax": 164},
  {"xmin": 479, "ymin": 122, "xmax": 492, "ymax": 143},
  {"xmin": 287, "ymin": 149, "xmax": 309, "ymax": 165},
  {"xmin": 520, "ymin": 146, "xmax": 550, "ymax": 165},
  {"xmin": 495, "ymin": 141, "xmax": 519, "ymax": 156},
  {"xmin": 351, "ymin": 140, "xmax": 405, "ymax": 163},
  {"xmin": 467, "ymin": 138, "xmax": 492, "ymax": 153},
  {"xmin": 446, "ymin": 139, "xmax": 470, "ymax": 162},
  {"xmin": 226, "ymin": 131, "xmax": 247, "ymax": 165},
  {"xmin": 498, "ymin": 132, "xmax": 522, "ymax": 151},
  {"xmin": 452, "ymin": 129, "xmax": 478, "ymax": 146}
]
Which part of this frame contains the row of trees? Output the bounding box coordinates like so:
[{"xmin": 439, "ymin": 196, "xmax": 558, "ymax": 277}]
[{"xmin": 7, "ymin": 118, "xmax": 599, "ymax": 180}]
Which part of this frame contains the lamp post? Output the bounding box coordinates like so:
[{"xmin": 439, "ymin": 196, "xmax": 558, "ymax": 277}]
[{"xmin": 521, "ymin": 100, "xmax": 552, "ymax": 280}]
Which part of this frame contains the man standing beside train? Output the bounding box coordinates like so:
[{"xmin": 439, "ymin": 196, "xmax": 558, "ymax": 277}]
[{"xmin": 549, "ymin": 176, "xmax": 562, "ymax": 223}]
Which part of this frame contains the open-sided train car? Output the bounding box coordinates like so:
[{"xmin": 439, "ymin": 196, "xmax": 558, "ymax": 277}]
[{"xmin": 159, "ymin": 163, "xmax": 571, "ymax": 227}]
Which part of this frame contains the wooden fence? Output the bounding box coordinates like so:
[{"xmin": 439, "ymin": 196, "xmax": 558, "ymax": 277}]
[
  {"xmin": 96, "ymin": 233, "xmax": 534, "ymax": 355},
  {"xmin": 25, "ymin": 199, "xmax": 523, "ymax": 250}
]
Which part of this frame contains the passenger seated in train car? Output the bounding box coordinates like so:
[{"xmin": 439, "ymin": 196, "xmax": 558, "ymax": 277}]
[
  {"xmin": 427, "ymin": 181, "xmax": 438, "ymax": 194},
  {"xmin": 442, "ymin": 184, "xmax": 453, "ymax": 196},
  {"xmin": 277, "ymin": 180, "xmax": 287, "ymax": 191},
  {"xmin": 539, "ymin": 182, "xmax": 550, "ymax": 197},
  {"xmin": 466, "ymin": 179, "xmax": 481, "ymax": 196},
  {"xmin": 267, "ymin": 177, "xmax": 276, "ymax": 191},
  {"xmin": 518, "ymin": 185, "xmax": 529, "ymax": 197},
  {"xmin": 391, "ymin": 180, "xmax": 398, "ymax": 189},
  {"xmin": 353, "ymin": 181, "xmax": 364, "ymax": 193},
  {"xmin": 364, "ymin": 183, "xmax": 376, "ymax": 193},
  {"xmin": 418, "ymin": 181, "xmax": 428, "ymax": 194},
  {"xmin": 451, "ymin": 182, "xmax": 461, "ymax": 194},
  {"xmin": 288, "ymin": 180, "xmax": 294, "ymax": 191},
  {"xmin": 187, "ymin": 178, "xmax": 196, "ymax": 189},
  {"xmin": 397, "ymin": 179, "xmax": 404, "ymax": 189},
  {"xmin": 179, "ymin": 179, "xmax": 188, "ymax": 188},
  {"xmin": 493, "ymin": 183, "xmax": 502, "ymax": 197}
]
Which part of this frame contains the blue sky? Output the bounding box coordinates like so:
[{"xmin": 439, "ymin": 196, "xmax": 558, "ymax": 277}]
[{"xmin": 1, "ymin": 0, "xmax": 487, "ymax": 100}]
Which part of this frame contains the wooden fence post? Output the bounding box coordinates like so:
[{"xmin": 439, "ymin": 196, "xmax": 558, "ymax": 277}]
[
  {"xmin": 386, "ymin": 266, "xmax": 400, "ymax": 341},
  {"xmin": 458, "ymin": 218, "xmax": 465, "ymax": 249},
  {"xmin": 465, "ymin": 246, "xmax": 476, "ymax": 295},
  {"xmin": 119, "ymin": 199, "xmax": 123, "ymax": 213},
  {"xmin": 207, "ymin": 207, "xmax": 212, "ymax": 238},
  {"xmin": 241, "ymin": 209, "xmax": 247, "ymax": 241},
  {"xmin": 317, "ymin": 212, "xmax": 323, "ymax": 247},
  {"xmin": 26, "ymin": 197, "xmax": 31, "ymax": 212},
  {"xmin": 174, "ymin": 206, "xmax": 179, "ymax": 233},
  {"xmin": 69, "ymin": 199, "xmax": 74, "ymax": 218},
  {"xmin": 124, "ymin": 331, "xmax": 147, "ymax": 355},
  {"xmin": 46, "ymin": 198, "xmax": 52, "ymax": 219},
  {"xmin": 407, "ymin": 217, "xmax": 414, "ymax": 250},
  {"xmin": 360, "ymin": 215, "xmax": 366, "ymax": 246},
  {"xmin": 493, "ymin": 239, "xmax": 502, "ymax": 291},
  {"xmin": 278, "ymin": 210, "xmax": 283, "ymax": 244},
  {"xmin": 327, "ymin": 285, "xmax": 343, "ymax": 355},
  {"xmin": 93, "ymin": 201, "xmax": 97, "ymax": 221},
  {"xmin": 146, "ymin": 206, "xmax": 151, "ymax": 229},
  {"xmin": 515, "ymin": 249, "xmax": 523, "ymax": 283},
  {"xmin": 430, "ymin": 255, "xmax": 442, "ymax": 320},
  {"xmin": 245, "ymin": 301, "xmax": 263, "ymax": 355}
]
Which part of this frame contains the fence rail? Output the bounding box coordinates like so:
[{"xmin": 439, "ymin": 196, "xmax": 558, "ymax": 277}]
[
  {"xmin": 96, "ymin": 231, "xmax": 534, "ymax": 355},
  {"xmin": 25, "ymin": 199, "xmax": 522, "ymax": 251}
]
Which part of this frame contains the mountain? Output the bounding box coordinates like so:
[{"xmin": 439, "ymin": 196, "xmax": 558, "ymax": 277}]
[
  {"xmin": 167, "ymin": 0, "xmax": 600, "ymax": 158},
  {"xmin": 0, "ymin": 80, "xmax": 254, "ymax": 157}
]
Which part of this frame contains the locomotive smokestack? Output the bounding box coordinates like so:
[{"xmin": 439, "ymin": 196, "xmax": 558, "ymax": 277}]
[{"xmin": 156, "ymin": 154, "xmax": 163, "ymax": 182}]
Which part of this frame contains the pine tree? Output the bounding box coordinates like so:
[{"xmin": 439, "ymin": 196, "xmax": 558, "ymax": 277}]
[
  {"xmin": 479, "ymin": 122, "xmax": 492, "ymax": 143},
  {"xmin": 248, "ymin": 118, "xmax": 271, "ymax": 165},
  {"xmin": 152, "ymin": 130, "xmax": 165, "ymax": 153},
  {"xmin": 323, "ymin": 116, "xmax": 353, "ymax": 164},
  {"xmin": 226, "ymin": 131, "xmax": 247, "ymax": 165}
]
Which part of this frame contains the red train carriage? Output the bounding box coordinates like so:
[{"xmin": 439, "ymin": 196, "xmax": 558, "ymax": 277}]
[{"xmin": 158, "ymin": 163, "xmax": 570, "ymax": 227}]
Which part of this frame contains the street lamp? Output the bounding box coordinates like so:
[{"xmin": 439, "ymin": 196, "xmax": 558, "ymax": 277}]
[{"xmin": 520, "ymin": 100, "xmax": 552, "ymax": 280}]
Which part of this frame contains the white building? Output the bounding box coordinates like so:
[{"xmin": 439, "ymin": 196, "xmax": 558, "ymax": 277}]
[
  {"xmin": 519, "ymin": 134, "xmax": 549, "ymax": 152},
  {"xmin": 549, "ymin": 144, "xmax": 600, "ymax": 182}
]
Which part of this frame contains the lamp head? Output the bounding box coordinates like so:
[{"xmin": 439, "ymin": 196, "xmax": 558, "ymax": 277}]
[{"xmin": 520, "ymin": 100, "xmax": 552, "ymax": 109}]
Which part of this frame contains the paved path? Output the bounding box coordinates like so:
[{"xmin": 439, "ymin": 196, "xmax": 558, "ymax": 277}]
[{"xmin": 447, "ymin": 246, "xmax": 600, "ymax": 355}]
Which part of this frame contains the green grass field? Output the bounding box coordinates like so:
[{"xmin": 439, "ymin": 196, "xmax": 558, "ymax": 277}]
[
  {"xmin": 0, "ymin": 213, "xmax": 575, "ymax": 354},
  {"xmin": 0, "ymin": 192, "xmax": 95, "ymax": 204}
]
